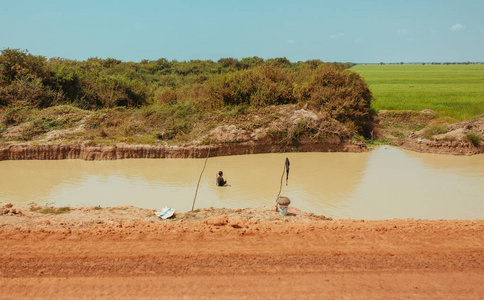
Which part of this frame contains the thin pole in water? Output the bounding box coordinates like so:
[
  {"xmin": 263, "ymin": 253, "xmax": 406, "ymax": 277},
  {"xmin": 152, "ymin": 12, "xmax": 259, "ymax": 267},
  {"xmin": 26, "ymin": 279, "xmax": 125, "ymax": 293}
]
[
  {"xmin": 276, "ymin": 157, "xmax": 290, "ymax": 204},
  {"xmin": 191, "ymin": 147, "xmax": 211, "ymax": 212}
]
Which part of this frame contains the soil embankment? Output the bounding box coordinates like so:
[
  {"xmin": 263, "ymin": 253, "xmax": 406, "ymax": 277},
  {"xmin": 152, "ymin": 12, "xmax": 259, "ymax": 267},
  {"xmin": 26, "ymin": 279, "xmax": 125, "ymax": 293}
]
[
  {"xmin": 0, "ymin": 203, "xmax": 483, "ymax": 299},
  {"xmin": 0, "ymin": 139, "xmax": 367, "ymax": 161},
  {"xmin": 1, "ymin": 104, "xmax": 372, "ymax": 160},
  {"xmin": 376, "ymin": 111, "xmax": 484, "ymax": 155},
  {"xmin": 1, "ymin": 109, "xmax": 482, "ymax": 160}
]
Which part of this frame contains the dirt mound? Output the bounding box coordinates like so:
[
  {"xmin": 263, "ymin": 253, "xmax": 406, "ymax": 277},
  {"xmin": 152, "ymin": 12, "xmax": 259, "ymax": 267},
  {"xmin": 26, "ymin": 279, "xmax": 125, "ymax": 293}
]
[
  {"xmin": 0, "ymin": 203, "xmax": 23, "ymax": 216},
  {"xmin": 438, "ymin": 114, "xmax": 484, "ymax": 140},
  {"xmin": 378, "ymin": 111, "xmax": 484, "ymax": 155},
  {"xmin": 0, "ymin": 202, "xmax": 331, "ymax": 229},
  {"xmin": 203, "ymin": 215, "xmax": 229, "ymax": 226}
]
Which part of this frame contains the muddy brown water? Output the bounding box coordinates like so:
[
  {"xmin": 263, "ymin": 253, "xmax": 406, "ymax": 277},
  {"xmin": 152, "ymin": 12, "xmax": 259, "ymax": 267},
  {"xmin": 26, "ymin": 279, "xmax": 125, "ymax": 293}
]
[{"xmin": 0, "ymin": 147, "xmax": 482, "ymax": 219}]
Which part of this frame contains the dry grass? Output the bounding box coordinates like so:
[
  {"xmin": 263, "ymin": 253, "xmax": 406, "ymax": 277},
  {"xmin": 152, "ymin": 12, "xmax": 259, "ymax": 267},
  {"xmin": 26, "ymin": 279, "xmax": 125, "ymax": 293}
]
[{"xmin": 30, "ymin": 205, "xmax": 71, "ymax": 215}]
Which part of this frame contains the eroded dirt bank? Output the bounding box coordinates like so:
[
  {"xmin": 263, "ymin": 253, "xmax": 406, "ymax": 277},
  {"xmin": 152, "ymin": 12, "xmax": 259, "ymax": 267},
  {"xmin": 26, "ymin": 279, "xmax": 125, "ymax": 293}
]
[
  {"xmin": 377, "ymin": 111, "xmax": 484, "ymax": 155},
  {"xmin": 1, "ymin": 106, "xmax": 483, "ymax": 161},
  {"xmin": 0, "ymin": 203, "xmax": 483, "ymax": 299},
  {"xmin": 0, "ymin": 139, "xmax": 367, "ymax": 161}
]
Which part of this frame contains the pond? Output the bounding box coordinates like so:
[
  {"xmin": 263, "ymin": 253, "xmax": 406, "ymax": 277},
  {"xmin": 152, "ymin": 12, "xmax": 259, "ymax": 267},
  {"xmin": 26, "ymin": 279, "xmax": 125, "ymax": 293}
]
[{"xmin": 0, "ymin": 147, "xmax": 482, "ymax": 220}]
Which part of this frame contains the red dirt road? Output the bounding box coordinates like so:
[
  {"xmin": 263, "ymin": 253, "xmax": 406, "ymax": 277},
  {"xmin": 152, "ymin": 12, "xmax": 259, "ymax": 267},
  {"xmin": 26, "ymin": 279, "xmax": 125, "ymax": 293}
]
[{"xmin": 1, "ymin": 219, "xmax": 483, "ymax": 299}]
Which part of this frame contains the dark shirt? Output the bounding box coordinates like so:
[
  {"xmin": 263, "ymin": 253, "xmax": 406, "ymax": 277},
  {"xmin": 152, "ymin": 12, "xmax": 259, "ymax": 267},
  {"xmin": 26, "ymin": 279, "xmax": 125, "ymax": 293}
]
[{"xmin": 217, "ymin": 176, "xmax": 227, "ymax": 186}]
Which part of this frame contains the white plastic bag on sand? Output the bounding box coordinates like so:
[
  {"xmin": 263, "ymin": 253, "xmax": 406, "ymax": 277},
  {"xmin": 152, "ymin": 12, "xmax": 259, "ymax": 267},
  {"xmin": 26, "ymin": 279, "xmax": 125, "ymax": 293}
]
[{"xmin": 154, "ymin": 207, "xmax": 175, "ymax": 219}]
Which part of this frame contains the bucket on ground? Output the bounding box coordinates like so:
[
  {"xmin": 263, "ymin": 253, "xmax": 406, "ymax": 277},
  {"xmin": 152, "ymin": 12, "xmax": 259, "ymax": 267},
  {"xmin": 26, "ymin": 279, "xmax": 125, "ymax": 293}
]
[
  {"xmin": 276, "ymin": 196, "xmax": 291, "ymax": 216},
  {"xmin": 278, "ymin": 204, "xmax": 289, "ymax": 216}
]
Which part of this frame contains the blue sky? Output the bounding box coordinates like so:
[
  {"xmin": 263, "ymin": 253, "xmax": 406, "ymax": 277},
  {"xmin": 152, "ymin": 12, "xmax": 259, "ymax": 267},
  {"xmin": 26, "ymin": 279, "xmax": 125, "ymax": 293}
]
[{"xmin": 1, "ymin": 0, "xmax": 483, "ymax": 63}]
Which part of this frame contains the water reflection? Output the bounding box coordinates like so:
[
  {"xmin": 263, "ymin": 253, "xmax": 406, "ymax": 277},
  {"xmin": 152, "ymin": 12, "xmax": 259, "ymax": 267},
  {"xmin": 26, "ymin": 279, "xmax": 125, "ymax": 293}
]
[
  {"xmin": 198, "ymin": 152, "xmax": 369, "ymax": 216},
  {"xmin": 0, "ymin": 147, "xmax": 482, "ymax": 219},
  {"xmin": 345, "ymin": 147, "xmax": 484, "ymax": 219}
]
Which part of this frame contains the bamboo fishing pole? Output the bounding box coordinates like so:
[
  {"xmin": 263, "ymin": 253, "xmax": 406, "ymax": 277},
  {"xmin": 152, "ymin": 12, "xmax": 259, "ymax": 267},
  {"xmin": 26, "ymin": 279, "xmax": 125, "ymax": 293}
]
[
  {"xmin": 276, "ymin": 163, "xmax": 286, "ymax": 202},
  {"xmin": 191, "ymin": 147, "xmax": 211, "ymax": 211},
  {"xmin": 275, "ymin": 157, "xmax": 290, "ymax": 210}
]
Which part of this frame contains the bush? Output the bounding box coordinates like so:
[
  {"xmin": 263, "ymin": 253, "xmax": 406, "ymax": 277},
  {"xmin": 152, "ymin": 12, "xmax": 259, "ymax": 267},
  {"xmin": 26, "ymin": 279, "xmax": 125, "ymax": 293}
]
[
  {"xmin": 423, "ymin": 124, "xmax": 448, "ymax": 139},
  {"xmin": 0, "ymin": 48, "xmax": 47, "ymax": 83},
  {"xmin": 0, "ymin": 49, "xmax": 375, "ymax": 138},
  {"xmin": 466, "ymin": 132, "xmax": 481, "ymax": 147},
  {"xmin": 293, "ymin": 64, "xmax": 373, "ymax": 136},
  {"xmin": 207, "ymin": 65, "xmax": 296, "ymax": 107},
  {"xmin": 1, "ymin": 107, "xmax": 30, "ymax": 126},
  {"xmin": 0, "ymin": 77, "xmax": 63, "ymax": 108}
]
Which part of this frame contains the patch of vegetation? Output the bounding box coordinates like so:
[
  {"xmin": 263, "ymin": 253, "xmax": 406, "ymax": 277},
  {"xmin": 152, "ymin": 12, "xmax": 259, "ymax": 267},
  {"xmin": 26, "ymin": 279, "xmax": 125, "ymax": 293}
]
[
  {"xmin": 109, "ymin": 207, "xmax": 129, "ymax": 211},
  {"xmin": 30, "ymin": 205, "xmax": 71, "ymax": 214},
  {"xmin": 423, "ymin": 124, "xmax": 448, "ymax": 140},
  {"xmin": 351, "ymin": 134, "xmax": 365, "ymax": 141},
  {"xmin": 365, "ymin": 137, "xmax": 392, "ymax": 148},
  {"xmin": 351, "ymin": 64, "xmax": 484, "ymax": 120},
  {"xmin": 390, "ymin": 129, "xmax": 405, "ymax": 138},
  {"xmin": 378, "ymin": 110, "xmax": 436, "ymax": 131},
  {"xmin": 440, "ymin": 135, "xmax": 457, "ymax": 142},
  {"xmin": 0, "ymin": 48, "xmax": 373, "ymax": 141},
  {"xmin": 268, "ymin": 118, "xmax": 325, "ymax": 145},
  {"xmin": 408, "ymin": 124, "xmax": 426, "ymax": 131},
  {"xmin": 465, "ymin": 132, "xmax": 481, "ymax": 147},
  {"xmin": 1, "ymin": 107, "xmax": 31, "ymax": 126}
]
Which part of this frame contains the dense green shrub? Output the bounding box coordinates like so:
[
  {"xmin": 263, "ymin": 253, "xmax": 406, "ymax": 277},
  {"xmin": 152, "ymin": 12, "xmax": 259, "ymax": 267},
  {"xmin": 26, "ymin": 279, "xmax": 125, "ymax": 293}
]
[
  {"xmin": 207, "ymin": 65, "xmax": 296, "ymax": 107},
  {"xmin": 0, "ymin": 48, "xmax": 372, "ymax": 135},
  {"xmin": 465, "ymin": 132, "xmax": 481, "ymax": 147},
  {"xmin": 293, "ymin": 64, "xmax": 373, "ymax": 135},
  {"xmin": 1, "ymin": 107, "xmax": 30, "ymax": 126},
  {"xmin": 0, "ymin": 49, "xmax": 48, "ymax": 83},
  {"xmin": 0, "ymin": 77, "xmax": 63, "ymax": 108}
]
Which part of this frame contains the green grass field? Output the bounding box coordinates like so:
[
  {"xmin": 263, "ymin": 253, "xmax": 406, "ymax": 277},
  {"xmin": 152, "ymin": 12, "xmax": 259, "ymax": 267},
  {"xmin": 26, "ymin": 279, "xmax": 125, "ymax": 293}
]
[{"xmin": 351, "ymin": 64, "xmax": 484, "ymax": 120}]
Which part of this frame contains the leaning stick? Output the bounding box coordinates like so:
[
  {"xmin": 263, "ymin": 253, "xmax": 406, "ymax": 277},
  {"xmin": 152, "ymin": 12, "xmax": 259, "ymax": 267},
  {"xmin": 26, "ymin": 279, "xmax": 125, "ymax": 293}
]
[
  {"xmin": 191, "ymin": 147, "xmax": 211, "ymax": 211},
  {"xmin": 275, "ymin": 163, "xmax": 286, "ymax": 211},
  {"xmin": 276, "ymin": 164, "xmax": 286, "ymax": 202}
]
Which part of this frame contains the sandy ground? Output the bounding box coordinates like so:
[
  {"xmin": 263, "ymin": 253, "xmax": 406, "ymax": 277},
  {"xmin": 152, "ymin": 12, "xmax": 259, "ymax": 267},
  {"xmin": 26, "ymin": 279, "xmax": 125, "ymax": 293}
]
[{"xmin": 0, "ymin": 202, "xmax": 483, "ymax": 299}]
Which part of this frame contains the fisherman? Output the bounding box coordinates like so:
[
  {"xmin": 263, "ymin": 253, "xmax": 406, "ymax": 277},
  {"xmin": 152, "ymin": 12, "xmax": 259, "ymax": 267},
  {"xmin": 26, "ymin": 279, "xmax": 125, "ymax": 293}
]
[{"xmin": 217, "ymin": 171, "xmax": 227, "ymax": 186}]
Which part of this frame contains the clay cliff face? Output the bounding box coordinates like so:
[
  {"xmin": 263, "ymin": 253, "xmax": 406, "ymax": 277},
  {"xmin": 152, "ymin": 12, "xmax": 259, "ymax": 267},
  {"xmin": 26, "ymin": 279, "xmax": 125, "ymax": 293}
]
[
  {"xmin": 398, "ymin": 139, "xmax": 483, "ymax": 156},
  {"xmin": 0, "ymin": 140, "xmax": 368, "ymax": 161}
]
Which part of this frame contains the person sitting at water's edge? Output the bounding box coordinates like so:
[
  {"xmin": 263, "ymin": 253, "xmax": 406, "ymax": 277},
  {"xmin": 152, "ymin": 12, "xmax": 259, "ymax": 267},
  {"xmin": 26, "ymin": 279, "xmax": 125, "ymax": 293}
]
[{"xmin": 217, "ymin": 171, "xmax": 227, "ymax": 186}]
